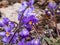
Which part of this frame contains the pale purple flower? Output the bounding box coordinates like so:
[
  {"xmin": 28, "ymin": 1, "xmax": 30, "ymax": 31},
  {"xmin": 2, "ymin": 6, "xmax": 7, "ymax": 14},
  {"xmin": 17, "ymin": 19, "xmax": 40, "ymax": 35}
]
[
  {"xmin": 48, "ymin": 1, "xmax": 57, "ymax": 9},
  {"xmin": 19, "ymin": 1, "xmax": 28, "ymax": 12},
  {"xmin": 31, "ymin": 39, "xmax": 41, "ymax": 45}
]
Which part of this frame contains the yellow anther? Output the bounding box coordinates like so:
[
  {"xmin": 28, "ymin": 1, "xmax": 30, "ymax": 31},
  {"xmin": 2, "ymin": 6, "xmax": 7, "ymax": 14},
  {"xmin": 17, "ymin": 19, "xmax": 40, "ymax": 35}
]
[
  {"xmin": 6, "ymin": 32, "xmax": 10, "ymax": 37},
  {"xmin": 29, "ymin": 21, "xmax": 32, "ymax": 25}
]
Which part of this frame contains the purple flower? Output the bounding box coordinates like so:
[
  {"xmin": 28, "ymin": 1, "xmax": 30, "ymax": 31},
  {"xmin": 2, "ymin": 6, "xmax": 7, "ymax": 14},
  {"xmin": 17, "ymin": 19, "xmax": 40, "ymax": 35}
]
[
  {"xmin": 22, "ymin": 15, "xmax": 38, "ymax": 25},
  {"xmin": 0, "ymin": 25, "xmax": 18, "ymax": 43},
  {"xmin": 31, "ymin": 39, "xmax": 41, "ymax": 45},
  {"xmin": 48, "ymin": 1, "xmax": 57, "ymax": 9},
  {"xmin": 0, "ymin": 26, "xmax": 18, "ymax": 44},
  {"xmin": 0, "ymin": 32, "xmax": 14, "ymax": 43},
  {"xmin": 0, "ymin": 26, "xmax": 13, "ymax": 36},
  {"xmin": 19, "ymin": 29, "xmax": 29, "ymax": 38},
  {"xmin": 1, "ymin": 33, "xmax": 18, "ymax": 44},
  {"xmin": 22, "ymin": 15, "xmax": 38, "ymax": 31}
]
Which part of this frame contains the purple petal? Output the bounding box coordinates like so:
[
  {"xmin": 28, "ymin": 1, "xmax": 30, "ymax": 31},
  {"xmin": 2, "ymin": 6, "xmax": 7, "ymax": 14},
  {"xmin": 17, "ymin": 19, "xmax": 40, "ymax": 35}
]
[
  {"xmin": 0, "ymin": 19, "xmax": 5, "ymax": 27},
  {"xmin": 28, "ymin": 15, "xmax": 38, "ymax": 23},
  {"xmin": 31, "ymin": 39, "xmax": 41, "ymax": 45},
  {"xmin": 3, "ymin": 26, "xmax": 11, "ymax": 32},
  {"xmin": 0, "ymin": 32, "xmax": 5, "ymax": 36},
  {"xmin": 20, "ymin": 29, "xmax": 29, "ymax": 37},
  {"xmin": 30, "ymin": 0, "xmax": 34, "ymax": 4},
  {"xmin": 2, "ymin": 18, "xmax": 9, "ymax": 24},
  {"xmin": 23, "ymin": 8, "xmax": 29, "ymax": 16},
  {"xmin": 9, "ymin": 22, "xmax": 15, "ymax": 29},
  {"xmin": 18, "ymin": 39, "xmax": 25, "ymax": 45},
  {"xmin": 48, "ymin": 2, "xmax": 57, "ymax": 9},
  {"xmin": 22, "ymin": 16, "xmax": 29, "ymax": 24},
  {"xmin": 19, "ymin": 1, "xmax": 27, "ymax": 12},
  {"xmin": 2, "ymin": 37, "xmax": 9, "ymax": 43},
  {"xmin": 22, "ymin": 25, "xmax": 32, "ymax": 31},
  {"xmin": 24, "ymin": 7, "xmax": 34, "ymax": 16},
  {"xmin": 28, "ymin": 15, "xmax": 35, "ymax": 18},
  {"xmin": 28, "ymin": 0, "xmax": 34, "ymax": 6},
  {"xmin": 10, "ymin": 32, "xmax": 14, "ymax": 35}
]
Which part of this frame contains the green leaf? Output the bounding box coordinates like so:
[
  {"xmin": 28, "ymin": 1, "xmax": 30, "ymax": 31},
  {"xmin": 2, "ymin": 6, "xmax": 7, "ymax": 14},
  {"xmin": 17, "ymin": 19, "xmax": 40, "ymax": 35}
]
[
  {"xmin": 44, "ymin": 37, "xmax": 53, "ymax": 45},
  {"xmin": 54, "ymin": 43, "xmax": 60, "ymax": 45}
]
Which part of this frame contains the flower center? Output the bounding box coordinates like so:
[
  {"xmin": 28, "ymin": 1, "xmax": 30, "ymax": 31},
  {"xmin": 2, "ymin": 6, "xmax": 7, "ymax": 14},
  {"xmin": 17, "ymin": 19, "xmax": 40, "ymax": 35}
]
[
  {"xmin": 29, "ymin": 21, "xmax": 32, "ymax": 25},
  {"xmin": 6, "ymin": 32, "xmax": 10, "ymax": 37}
]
